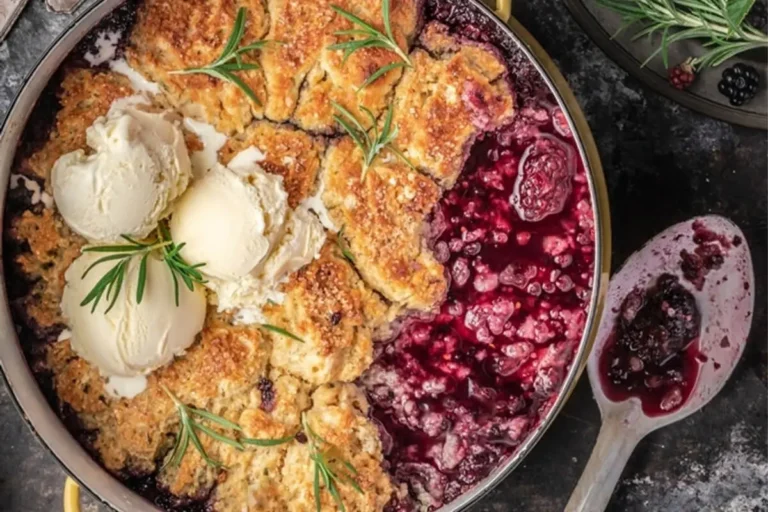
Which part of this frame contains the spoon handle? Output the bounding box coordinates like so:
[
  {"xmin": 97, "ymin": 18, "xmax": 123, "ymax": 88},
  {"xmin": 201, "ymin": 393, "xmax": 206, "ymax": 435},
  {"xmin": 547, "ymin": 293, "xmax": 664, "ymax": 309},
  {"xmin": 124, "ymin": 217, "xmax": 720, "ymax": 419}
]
[{"xmin": 564, "ymin": 418, "xmax": 646, "ymax": 512}]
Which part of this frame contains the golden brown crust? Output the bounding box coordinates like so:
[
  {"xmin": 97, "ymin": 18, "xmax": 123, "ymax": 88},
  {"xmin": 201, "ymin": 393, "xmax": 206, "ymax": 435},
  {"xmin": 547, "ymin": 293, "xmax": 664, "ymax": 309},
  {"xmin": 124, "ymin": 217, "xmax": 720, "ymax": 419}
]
[
  {"xmin": 127, "ymin": 0, "xmax": 269, "ymax": 135},
  {"xmin": 260, "ymin": 0, "xmax": 337, "ymax": 122},
  {"xmin": 219, "ymin": 121, "xmax": 326, "ymax": 208},
  {"xmin": 23, "ymin": 69, "xmax": 133, "ymax": 180},
  {"xmin": 210, "ymin": 370, "xmax": 309, "ymax": 511},
  {"xmin": 48, "ymin": 341, "xmax": 110, "ymax": 417},
  {"xmin": 280, "ymin": 384, "xmax": 393, "ymax": 512},
  {"xmin": 46, "ymin": 325, "xmax": 272, "ymax": 477},
  {"xmin": 264, "ymin": 243, "xmax": 387, "ymax": 385},
  {"xmin": 46, "ymin": 341, "xmax": 172, "ymax": 473},
  {"xmin": 321, "ymin": 137, "xmax": 446, "ymax": 311},
  {"xmin": 46, "ymin": 334, "xmax": 390, "ymax": 511},
  {"xmin": 262, "ymin": 0, "xmax": 421, "ymax": 128},
  {"xmin": 392, "ymin": 22, "xmax": 515, "ymax": 187},
  {"xmin": 291, "ymin": 0, "xmax": 422, "ymax": 133},
  {"xmin": 159, "ymin": 323, "xmax": 270, "ymax": 404},
  {"xmin": 10, "ymin": 209, "xmax": 84, "ymax": 331}
]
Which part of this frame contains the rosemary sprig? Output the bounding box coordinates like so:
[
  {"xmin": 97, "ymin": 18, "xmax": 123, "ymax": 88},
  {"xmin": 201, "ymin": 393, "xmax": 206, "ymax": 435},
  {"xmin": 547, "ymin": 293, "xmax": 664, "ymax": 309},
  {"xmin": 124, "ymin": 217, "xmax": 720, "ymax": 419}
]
[
  {"xmin": 157, "ymin": 223, "xmax": 207, "ymax": 306},
  {"xmin": 332, "ymin": 101, "xmax": 414, "ymax": 181},
  {"xmin": 303, "ymin": 414, "xmax": 363, "ymax": 512},
  {"xmin": 80, "ymin": 224, "xmax": 206, "ymax": 314},
  {"xmin": 81, "ymin": 236, "xmax": 170, "ymax": 314},
  {"xmin": 336, "ymin": 226, "xmax": 355, "ymax": 264},
  {"xmin": 260, "ymin": 323, "xmax": 305, "ymax": 344},
  {"xmin": 328, "ymin": 0, "xmax": 411, "ymax": 90},
  {"xmin": 162, "ymin": 385, "xmax": 295, "ymax": 468},
  {"xmin": 599, "ymin": 0, "xmax": 768, "ymax": 69},
  {"xmin": 170, "ymin": 7, "xmax": 268, "ymax": 105}
]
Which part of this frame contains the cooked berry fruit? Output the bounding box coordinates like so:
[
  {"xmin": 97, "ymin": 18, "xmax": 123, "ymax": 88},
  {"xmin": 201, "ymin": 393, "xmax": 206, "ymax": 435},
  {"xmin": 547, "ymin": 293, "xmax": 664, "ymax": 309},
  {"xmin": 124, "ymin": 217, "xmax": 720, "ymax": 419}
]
[
  {"xmin": 601, "ymin": 273, "xmax": 701, "ymax": 415},
  {"xmin": 511, "ymin": 134, "xmax": 577, "ymax": 222},
  {"xmin": 718, "ymin": 63, "xmax": 760, "ymax": 106}
]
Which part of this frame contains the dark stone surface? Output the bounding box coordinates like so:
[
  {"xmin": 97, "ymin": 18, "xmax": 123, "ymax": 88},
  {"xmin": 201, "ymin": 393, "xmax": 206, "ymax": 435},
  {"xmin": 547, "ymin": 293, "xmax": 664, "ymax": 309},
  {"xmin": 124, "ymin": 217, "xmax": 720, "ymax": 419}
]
[{"xmin": 0, "ymin": 0, "xmax": 765, "ymax": 511}]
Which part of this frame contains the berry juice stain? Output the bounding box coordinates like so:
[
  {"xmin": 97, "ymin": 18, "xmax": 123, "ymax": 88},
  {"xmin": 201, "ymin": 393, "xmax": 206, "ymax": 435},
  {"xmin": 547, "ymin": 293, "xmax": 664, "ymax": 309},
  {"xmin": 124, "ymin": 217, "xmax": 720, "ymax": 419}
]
[{"xmin": 598, "ymin": 274, "xmax": 702, "ymax": 416}]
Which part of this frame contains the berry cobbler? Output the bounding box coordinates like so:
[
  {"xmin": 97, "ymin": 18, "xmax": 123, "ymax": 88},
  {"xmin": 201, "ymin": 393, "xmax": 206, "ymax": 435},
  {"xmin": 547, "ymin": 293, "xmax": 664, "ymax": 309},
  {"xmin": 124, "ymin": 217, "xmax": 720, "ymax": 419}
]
[{"xmin": 3, "ymin": 1, "xmax": 598, "ymax": 511}]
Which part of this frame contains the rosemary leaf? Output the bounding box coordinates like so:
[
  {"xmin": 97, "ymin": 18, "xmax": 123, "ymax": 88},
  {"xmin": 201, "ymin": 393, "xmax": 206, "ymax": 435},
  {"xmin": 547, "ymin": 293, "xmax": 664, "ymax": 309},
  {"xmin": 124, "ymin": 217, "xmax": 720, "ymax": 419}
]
[
  {"xmin": 136, "ymin": 253, "xmax": 149, "ymax": 304},
  {"xmin": 80, "ymin": 260, "xmax": 123, "ymax": 312},
  {"xmin": 219, "ymin": 5, "xmax": 248, "ymax": 61},
  {"xmin": 336, "ymin": 226, "xmax": 355, "ymax": 264},
  {"xmin": 104, "ymin": 260, "xmax": 127, "ymax": 314},
  {"xmin": 163, "ymin": 420, "xmax": 189, "ymax": 469},
  {"xmin": 121, "ymin": 234, "xmax": 147, "ymax": 246},
  {"xmin": 186, "ymin": 418, "xmax": 222, "ymax": 467},
  {"xmin": 314, "ymin": 465, "xmax": 322, "ymax": 512},
  {"xmin": 83, "ymin": 245, "xmax": 146, "ymax": 253},
  {"xmin": 81, "ymin": 253, "xmax": 130, "ymax": 279},
  {"xmin": 241, "ymin": 435, "xmax": 295, "ymax": 447},
  {"xmin": 190, "ymin": 407, "xmax": 244, "ymax": 432},
  {"xmin": 260, "ymin": 324, "xmax": 306, "ymax": 344},
  {"xmin": 192, "ymin": 421, "xmax": 245, "ymax": 451},
  {"xmin": 170, "ymin": 270, "xmax": 181, "ymax": 308},
  {"xmin": 339, "ymin": 458, "xmax": 358, "ymax": 476}
]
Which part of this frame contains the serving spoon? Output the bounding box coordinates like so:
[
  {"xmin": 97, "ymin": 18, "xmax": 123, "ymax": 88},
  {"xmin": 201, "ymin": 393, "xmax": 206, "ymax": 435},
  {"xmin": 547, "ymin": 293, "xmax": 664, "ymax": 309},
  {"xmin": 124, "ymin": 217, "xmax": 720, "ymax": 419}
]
[{"xmin": 565, "ymin": 215, "xmax": 755, "ymax": 512}]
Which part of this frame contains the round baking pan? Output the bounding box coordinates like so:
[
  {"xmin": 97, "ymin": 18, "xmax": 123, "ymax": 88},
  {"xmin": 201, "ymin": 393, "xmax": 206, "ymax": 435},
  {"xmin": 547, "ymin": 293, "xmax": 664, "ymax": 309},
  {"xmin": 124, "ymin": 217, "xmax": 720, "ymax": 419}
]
[
  {"xmin": 0, "ymin": 0, "xmax": 611, "ymax": 510},
  {"xmin": 565, "ymin": 0, "xmax": 768, "ymax": 130}
]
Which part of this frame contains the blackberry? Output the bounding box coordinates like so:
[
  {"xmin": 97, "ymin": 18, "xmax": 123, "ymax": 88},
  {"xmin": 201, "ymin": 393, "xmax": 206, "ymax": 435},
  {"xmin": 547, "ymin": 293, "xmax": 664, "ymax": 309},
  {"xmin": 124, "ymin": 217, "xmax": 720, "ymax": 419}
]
[
  {"xmin": 718, "ymin": 63, "xmax": 760, "ymax": 106},
  {"xmin": 747, "ymin": 0, "xmax": 768, "ymax": 33}
]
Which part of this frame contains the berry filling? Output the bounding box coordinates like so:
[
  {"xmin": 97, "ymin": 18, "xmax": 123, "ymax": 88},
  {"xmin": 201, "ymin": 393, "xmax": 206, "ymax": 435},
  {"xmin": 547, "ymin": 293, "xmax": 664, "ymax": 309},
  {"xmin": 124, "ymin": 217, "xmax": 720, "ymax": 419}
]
[
  {"xmin": 599, "ymin": 274, "xmax": 701, "ymax": 416},
  {"xmin": 362, "ymin": 22, "xmax": 596, "ymax": 509},
  {"xmin": 679, "ymin": 220, "xmax": 732, "ymax": 291}
]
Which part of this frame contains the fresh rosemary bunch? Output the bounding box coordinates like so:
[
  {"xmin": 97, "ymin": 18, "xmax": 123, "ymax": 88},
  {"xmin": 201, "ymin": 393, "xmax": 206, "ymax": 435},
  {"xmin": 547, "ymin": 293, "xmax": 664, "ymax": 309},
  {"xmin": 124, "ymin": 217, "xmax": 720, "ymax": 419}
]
[
  {"xmin": 599, "ymin": 0, "xmax": 768, "ymax": 69},
  {"xmin": 171, "ymin": 7, "xmax": 268, "ymax": 105},
  {"xmin": 163, "ymin": 385, "xmax": 295, "ymax": 468},
  {"xmin": 80, "ymin": 223, "xmax": 206, "ymax": 314},
  {"xmin": 329, "ymin": 0, "xmax": 411, "ymax": 90},
  {"xmin": 302, "ymin": 414, "xmax": 363, "ymax": 512},
  {"xmin": 332, "ymin": 101, "xmax": 414, "ymax": 181}
]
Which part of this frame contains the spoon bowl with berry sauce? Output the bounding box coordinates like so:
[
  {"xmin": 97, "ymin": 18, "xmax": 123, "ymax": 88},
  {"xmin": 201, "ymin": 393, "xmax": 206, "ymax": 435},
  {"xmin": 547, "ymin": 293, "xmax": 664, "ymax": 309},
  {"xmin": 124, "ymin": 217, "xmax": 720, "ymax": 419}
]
[{"xmin": 565, "ymin": 215, "xmax": 754, "ymax": 512}]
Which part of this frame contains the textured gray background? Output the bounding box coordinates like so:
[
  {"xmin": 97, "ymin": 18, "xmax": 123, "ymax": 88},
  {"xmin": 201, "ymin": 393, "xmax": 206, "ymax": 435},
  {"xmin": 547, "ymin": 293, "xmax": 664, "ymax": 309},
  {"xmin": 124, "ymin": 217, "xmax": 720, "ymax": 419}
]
[{"xmin": 0, "ymin": 0, "xmax": 766, "ymax": 511}]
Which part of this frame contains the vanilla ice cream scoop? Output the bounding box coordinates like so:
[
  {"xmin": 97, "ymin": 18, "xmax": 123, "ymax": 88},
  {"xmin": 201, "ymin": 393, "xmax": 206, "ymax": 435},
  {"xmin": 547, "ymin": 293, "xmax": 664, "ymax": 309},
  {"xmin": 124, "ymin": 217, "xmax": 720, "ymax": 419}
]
[
  {"xmin": 52, "ymin": 105, "xmax": 191, "ymax": 242},
  {"xmin": 61, "ymin": 252, "xmax": 206, "ymax": 378},
  {"xmin": 212, "ymin": 205, "xmax": 327, "ymax": 311},
  {"xmin": 169, "ymin": 162, "xmax": 288, "ymax": 281},
  {"xmin": 170, "ymin": 152, "xmax": 325, "ymax": 312}
]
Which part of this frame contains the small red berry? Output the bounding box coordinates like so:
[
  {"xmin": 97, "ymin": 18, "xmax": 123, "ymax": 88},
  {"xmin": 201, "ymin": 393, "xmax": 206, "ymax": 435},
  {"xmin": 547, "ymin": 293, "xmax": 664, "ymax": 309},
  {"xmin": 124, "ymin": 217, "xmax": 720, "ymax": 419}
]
[{"xmin": 668, "ymin": 59, "xmax": 696, "ymax": 90}]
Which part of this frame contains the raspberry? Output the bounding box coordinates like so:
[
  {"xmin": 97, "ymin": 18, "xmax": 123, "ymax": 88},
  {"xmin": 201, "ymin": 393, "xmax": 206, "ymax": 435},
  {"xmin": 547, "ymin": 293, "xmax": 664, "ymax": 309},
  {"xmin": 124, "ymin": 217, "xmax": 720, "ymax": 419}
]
[{"xmin": 668, "ymin": 59, "xmax": 696, "ymax": 90}]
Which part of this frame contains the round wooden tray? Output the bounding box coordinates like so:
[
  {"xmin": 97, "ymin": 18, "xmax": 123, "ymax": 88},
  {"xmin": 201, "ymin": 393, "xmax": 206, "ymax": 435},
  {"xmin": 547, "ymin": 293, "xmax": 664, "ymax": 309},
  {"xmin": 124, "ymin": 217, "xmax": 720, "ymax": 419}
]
[{"xmin": 565, "ymin": 0, "xmax": 768, "ymax": 130}]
